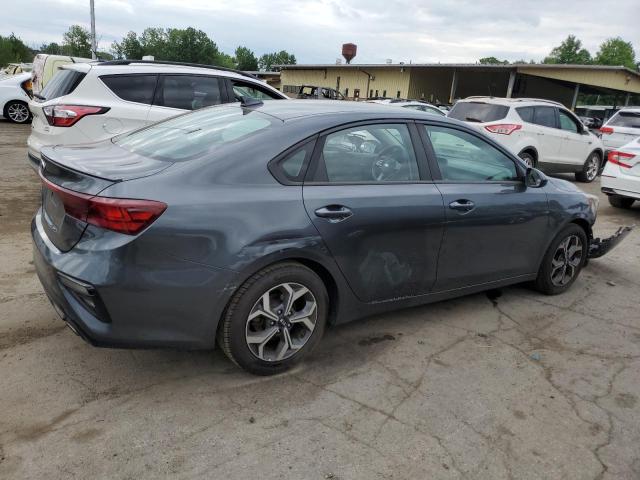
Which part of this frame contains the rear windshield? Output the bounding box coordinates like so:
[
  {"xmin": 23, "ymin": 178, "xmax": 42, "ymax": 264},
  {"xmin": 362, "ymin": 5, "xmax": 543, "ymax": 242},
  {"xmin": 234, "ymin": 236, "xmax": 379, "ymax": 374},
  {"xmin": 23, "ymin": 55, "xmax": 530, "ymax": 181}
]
[
  {"xmin": 448, "ymin": 102, "xmax": 509, "ymax": 123},
  {"xmin": 607, "ymin": 111, "xmax": 640, "ymax": 128},
  {"xmin": 114, "ymin": 106, "xmax": 274, "ymax": 161},
  {"xmin": 38, "ymin": 69, "xmax": 85, "ymax": 101}
]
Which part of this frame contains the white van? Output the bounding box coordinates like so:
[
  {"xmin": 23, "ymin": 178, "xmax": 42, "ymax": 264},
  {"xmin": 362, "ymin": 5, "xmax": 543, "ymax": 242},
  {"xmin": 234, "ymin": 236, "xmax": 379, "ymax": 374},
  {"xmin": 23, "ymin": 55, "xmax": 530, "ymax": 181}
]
[{"xmin": 31, "ymin": 54, "xmax": 92, "ymax": 94}]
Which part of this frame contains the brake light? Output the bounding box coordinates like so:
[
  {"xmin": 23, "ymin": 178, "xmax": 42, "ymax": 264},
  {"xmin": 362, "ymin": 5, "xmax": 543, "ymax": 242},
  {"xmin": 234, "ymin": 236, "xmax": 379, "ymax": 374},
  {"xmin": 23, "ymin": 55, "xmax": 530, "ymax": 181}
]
[
  {"xmin": 608, "ymin": 151, "xmax": 637, "ymax": 169},
  {"xmin": 484, "ymin": 124, "xmax": 522, "ymax": 135},
  {"xmin": 599, "ymin": 126, "xmax": 614, "ymax": 135},
  {"xmin": 42, "ymin": 105, "xmax": 109, "ymax": 127},
  {"xmin": 40, "ymin": 173, "xmax": 166, "ymax": 235}
]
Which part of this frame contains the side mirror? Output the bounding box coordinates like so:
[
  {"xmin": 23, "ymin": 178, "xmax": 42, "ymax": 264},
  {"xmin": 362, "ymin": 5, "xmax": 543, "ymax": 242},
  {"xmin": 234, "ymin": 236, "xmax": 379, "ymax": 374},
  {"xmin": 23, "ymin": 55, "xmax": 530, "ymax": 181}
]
[{"xmin": 525, "ymin": 167, "xmax": 547, "ymax": 188}]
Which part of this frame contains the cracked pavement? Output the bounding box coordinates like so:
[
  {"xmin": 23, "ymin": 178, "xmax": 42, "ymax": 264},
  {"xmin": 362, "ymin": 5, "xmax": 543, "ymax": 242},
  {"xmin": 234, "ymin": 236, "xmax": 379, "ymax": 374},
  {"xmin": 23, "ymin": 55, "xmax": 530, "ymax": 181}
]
[{"xmin": 1, "ymin": 121, "xmax": 639, "ymax": 479}]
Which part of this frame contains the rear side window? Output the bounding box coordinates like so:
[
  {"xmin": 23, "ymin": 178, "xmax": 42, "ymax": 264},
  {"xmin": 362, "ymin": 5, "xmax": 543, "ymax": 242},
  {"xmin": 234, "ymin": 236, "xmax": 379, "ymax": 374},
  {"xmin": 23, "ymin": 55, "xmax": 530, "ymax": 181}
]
[
  {"xmin": 101, "ymin": 74, "xmax": 157, "ymax": 105},
  {"xmin": 448, "ymin": 102, "xmax": 509, "ymax": 123},
  {"xmin": 270, "ymin": 141, "xmax": 315, "ymax": 183},
  {"xmin": 607, "ymin": 111, "xmax": 640, "ymax": 128},
  {"xmin": 157, "ymin": 75, "xmax": 223, "ymax": 110},
  {"xmin": 516, "ymin": 106, "xmax": 534, "ymax": 122},
  {"xmin": 39, "ymin": 69, "xmax": 86, "ymax": 101},
  {"xmin": 115, "ymin": 106, "xmax": 274, "ymax": 161},
  {"xmin": 532, "ymin": 106, "xmax": 557, "ymax": 128},
  {"xmin": 231, "ymin": 80, "xmax": 282, "ymax": 101}
]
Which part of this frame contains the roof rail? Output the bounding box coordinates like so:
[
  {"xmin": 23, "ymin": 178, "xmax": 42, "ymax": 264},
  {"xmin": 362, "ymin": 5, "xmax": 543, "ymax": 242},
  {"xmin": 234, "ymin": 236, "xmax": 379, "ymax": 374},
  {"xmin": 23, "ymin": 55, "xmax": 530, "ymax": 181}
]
[
  {"xmin": 463, "ymin": 95, "xmax": 564, "ymax": 107},
  {"xmin": 95, "ymin": 60, "xmax": 258, "ymax": 79}
]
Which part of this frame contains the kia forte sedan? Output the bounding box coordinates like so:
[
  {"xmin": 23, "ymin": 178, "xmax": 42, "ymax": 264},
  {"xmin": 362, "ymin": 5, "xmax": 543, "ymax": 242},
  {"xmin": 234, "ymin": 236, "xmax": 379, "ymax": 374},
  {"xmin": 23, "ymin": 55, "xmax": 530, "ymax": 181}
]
[{"xmin": 32, "ymin": 100, "xmax": 629, "ymax": 375}]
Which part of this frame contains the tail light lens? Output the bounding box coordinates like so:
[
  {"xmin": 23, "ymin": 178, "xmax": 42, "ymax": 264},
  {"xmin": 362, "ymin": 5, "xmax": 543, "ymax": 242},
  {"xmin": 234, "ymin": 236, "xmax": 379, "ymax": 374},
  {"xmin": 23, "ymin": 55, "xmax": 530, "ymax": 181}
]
[
  {"xmin": 608, "ymin": 151, "xmax": 637, "ymax": 169},
  {"xmin": 40, "ymin": 173, "xmax": 166, "ymax": 235},
  {"xmin": 42, "ymin": 105, "xmax": 110, "ymax": 127},
  {"xmin": 599, "ymin": 126, "xmax": 614, "ymax": 135},
  {"xmin": 485, "ymin": 124, "xmax": 522, "ymax": 135}
]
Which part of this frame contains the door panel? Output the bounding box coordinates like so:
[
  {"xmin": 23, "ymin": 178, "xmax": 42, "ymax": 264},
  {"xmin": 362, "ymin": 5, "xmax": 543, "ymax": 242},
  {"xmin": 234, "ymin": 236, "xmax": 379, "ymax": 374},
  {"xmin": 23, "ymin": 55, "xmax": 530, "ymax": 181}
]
[
  {"xmin": 532, "ymin": 106, "xmax": 562, "ymax": 163},
  {"xmin": 558, "ymin": 109, "xmax": 591, "ymax": 165},
  {"xmin": 303, "ymin": 184, "xmax": 444, "ymax": 302}
]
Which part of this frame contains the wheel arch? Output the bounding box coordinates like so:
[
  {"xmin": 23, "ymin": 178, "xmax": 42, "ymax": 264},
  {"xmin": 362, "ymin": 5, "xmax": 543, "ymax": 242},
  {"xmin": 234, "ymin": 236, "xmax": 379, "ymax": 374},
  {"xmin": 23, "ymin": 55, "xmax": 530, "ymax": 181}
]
[{"xmin": 518, "ymin": 146, "xmax": 538, "ymax": 164}]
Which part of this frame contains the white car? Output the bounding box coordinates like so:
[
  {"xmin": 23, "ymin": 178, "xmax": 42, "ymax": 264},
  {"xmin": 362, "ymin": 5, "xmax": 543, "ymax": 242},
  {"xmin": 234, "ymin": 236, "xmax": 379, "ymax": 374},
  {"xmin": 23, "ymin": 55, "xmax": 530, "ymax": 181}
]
[
  {"xmin": 27, "ymin": 60, "xmax": 287, "ymax": 168},
  {"xmin": 0, "ymin": 72, "xmax": 33, "ymax": 124},
  {"xmin": 368, "ymin": 99, "xmax": 445, "ymax": 116},
  {"xmin": 599, "ymin": 108, "xmax": 640, "ymax": 155},
  {"xmin": 448, "ymin": 97, "xmax": 605, "ymax": 182},
  {"xmin": 601, "ymin": 137, "xmax": 640, "ymax": 208}
]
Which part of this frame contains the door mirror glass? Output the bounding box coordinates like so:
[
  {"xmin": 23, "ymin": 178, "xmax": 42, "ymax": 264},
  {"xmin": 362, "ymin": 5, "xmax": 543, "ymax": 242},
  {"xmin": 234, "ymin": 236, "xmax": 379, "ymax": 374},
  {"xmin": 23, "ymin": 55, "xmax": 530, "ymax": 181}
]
[{"xmin": 525, "ymin": 167, "xmax": 547, "ymax": 188}]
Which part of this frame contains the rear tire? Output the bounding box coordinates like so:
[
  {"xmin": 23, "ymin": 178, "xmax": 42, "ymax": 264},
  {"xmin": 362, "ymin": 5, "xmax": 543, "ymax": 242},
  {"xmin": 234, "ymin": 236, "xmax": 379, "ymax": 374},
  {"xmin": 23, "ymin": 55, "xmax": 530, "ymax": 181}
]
[
  {"xmin": 218, "ymin": 262, "xmax": 328, "ymax": 375},
  {"xmin": 518, "ymin": 151, "xmax": 536, "ymax": 168},
  {"xmin": 534, "ymin": 224, "xmax": 587, "ymax": 295},
  {"xmin": 3, "ymin": 100, "xmax": 31, "ymax": 124},
  {"xmin": 608, "ymin": 195, "xmax": 635, "ymax": 209},
  {"xmin": 575, "ymin": 152, "xmax": 600, "ymax": 183}
]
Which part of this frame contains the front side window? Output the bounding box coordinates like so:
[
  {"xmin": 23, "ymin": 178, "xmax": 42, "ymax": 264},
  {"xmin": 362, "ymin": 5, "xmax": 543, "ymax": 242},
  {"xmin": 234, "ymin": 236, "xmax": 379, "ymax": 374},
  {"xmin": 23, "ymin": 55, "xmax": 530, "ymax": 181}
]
[
  {"xmin": 232, "ymin": 80, "xmax": 281, "ymax": 101},
  {"xmin": 320, "ymin": 124, "xmax": 419, "ymax": 183},
  {"xmin": 558, "ymin": 110, "xmax": 579, "ymax": 133},
  {"xmin": 424, "ymin": 125, "xmax": 518, "ymax": 182},
  {"xmin": 101, "ymin": 74, "xmax": 157, "ymax": 105},
  {"xmin": 157, "ymin": 75, "xmax": 222, "ymax": 110},
  {"xmin": 532, "ymin": 106, "xmax": 556, "ymax": 128}
]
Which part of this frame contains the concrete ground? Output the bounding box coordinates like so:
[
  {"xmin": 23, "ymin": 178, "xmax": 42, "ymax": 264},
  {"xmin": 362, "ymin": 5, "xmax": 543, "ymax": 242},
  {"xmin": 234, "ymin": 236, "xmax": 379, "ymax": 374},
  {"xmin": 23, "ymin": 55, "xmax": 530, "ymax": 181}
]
[{"xmin": 1, "ymin": 120, "xmax": 639, "ymax": 480}]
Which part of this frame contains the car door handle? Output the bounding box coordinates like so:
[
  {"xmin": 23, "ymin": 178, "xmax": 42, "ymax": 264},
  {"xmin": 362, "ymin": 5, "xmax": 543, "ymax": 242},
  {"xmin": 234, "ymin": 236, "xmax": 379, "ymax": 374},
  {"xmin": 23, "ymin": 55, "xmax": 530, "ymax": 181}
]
[
  {"xmin": 314, "ymin": 205, "xmax": 353, "ymax": 222},
  {"xmin": 449, "ymin": 199, "xmax": 475, "ymax": 213}
]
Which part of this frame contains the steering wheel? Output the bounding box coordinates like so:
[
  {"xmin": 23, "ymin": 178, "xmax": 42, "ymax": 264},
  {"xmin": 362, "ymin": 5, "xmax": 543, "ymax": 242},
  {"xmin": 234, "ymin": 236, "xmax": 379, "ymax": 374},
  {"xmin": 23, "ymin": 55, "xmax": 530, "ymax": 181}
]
[{"xmin": 371, "ymin": 144, "xmax": 407, "ymax": 181}]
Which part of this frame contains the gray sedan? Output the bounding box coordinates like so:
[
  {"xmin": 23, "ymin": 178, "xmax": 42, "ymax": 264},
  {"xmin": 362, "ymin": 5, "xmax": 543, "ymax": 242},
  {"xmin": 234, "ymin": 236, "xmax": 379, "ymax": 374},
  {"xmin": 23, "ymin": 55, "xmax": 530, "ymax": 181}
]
[{"xmin": 32, "ymin": 100, "xmax": 628, "ymax": 375}]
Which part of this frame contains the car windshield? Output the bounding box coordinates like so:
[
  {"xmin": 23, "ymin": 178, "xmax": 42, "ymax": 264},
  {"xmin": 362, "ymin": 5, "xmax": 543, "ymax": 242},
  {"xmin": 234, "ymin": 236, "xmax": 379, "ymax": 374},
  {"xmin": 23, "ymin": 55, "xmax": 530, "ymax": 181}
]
[
  {"xmin": 448, "ymin": 102, "xmax": 509, "ymax": 123},
  {"xmin": 607, "ymin": 111, "xmax": 640, "ymax": 128},
  {"xmin": 114, "ymin": 106, "xmax": 274, "ymax": 161}
]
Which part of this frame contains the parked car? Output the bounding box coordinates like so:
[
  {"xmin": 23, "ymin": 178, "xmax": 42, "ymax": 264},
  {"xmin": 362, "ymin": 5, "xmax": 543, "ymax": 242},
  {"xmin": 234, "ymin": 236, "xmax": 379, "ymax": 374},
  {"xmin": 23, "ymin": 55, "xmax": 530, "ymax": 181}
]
[
  {"xmin": 27, "ymin": 60, "xmax": 287, "ymax": 167},
  {"xmin": 448, "ymin": 97, "xmax": 604, "ymax": 182},
  {"xmin": 297, "ymin": 85, "xmax": 345, "ymax": 100},
  {"xmin": 578, "ymin": 116, "xmax": 602, "ymax": 129},
  {"xmin": 0, "ymin": 72, "xmax": 33, "ymax": 124},
  {"xmin": 31, "ymin": 54, "xmax": 92, "ymax": 94},
  {"xmin": 368, "ymin": 99, "xmax": 445, "ymax": 116},
  {"xmin": 599, "ymin": 108, "xmax": 640, "ymax": 157},
  {"xmin": 1, "ymin": 63, "xmax": 33, "ymax": 76},
  {"xmin": 32, "ymin": 100, "xmax": 631, "ymax": 375},
  {"xmin": 601, "ymin": 136, "xmax": 640, "ymax": 208}
]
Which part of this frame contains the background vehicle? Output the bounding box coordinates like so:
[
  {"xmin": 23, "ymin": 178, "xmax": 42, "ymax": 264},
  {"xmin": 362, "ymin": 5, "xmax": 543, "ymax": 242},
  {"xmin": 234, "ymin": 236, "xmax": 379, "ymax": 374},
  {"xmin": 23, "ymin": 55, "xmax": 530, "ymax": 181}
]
[
  {"xmin": 579, "ymin": 116, "xmax": 602, "ymax": 129},
  {"xmin": 599, "ymin": 108, "xmax": 640, "ymax": 156},
  {"xmin": 1, "ymin": 63, "xmax": 33, "ymax": 76},
  {"xmin": 449, "ymin": 97, "xmax": 604, "ymax": 182},
  {"xmin": 27, "ymin": 60, "xmax": 287, "ymax": 166},
  {"xmin": 368, "ymin": 99, "xmax": 445, "ymax": 115},
  {"xmin": 0, "ymin": 72, "xmax": 33, "ymax": 124},
  {"xmin": 31, "ymin": 54, "xmax": 92, "ymax": 94},
  {"xmin": 32, "ymin": 100, "xmax": 620, "ymax": 375},
  {"xmin": 297, "ymin": 85, "xmax": 345, "ymax": 100},
  {"xmin": 601, "ymin": 137, "xmax": 640, "ymax": 208}
]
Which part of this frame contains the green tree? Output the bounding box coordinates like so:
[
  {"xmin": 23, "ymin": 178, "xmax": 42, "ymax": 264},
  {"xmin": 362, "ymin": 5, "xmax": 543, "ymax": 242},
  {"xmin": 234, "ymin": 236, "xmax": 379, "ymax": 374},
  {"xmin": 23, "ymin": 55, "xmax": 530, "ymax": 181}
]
[
  {"xmin": 0, "ymin": 33, "xmax": 33, "ymax": 66},
  {"xmin": 164, "ymin": 27, "xmax": 218, "ymax": 64},
  {"xmin": 234, "ymin": 46, "xmax": 258, "ymax": 70},
  {"xmin": 258, "ymin": 50, "xmax": 296, "ymax": 71},
  {"xmin": 62, "ymin": 25, "xmax": 92, "ymax": 57},
  {"xmin": 543, "ymin": 35, "xmax": 591, "ymax": 64},
  {"xmin": 40, "ymin": 42, "xmax": 63, "ymax": 55},
  {"xmin": 594, "ymin": 37, "xmax": 636, "ymax": 70},
  {"xmin": 478, "ymin": 56, "xmax": 508, "ymax": 65},
  {"xmin": 111, "ymin": 31, "xmax": 144, "ymax": 59}
]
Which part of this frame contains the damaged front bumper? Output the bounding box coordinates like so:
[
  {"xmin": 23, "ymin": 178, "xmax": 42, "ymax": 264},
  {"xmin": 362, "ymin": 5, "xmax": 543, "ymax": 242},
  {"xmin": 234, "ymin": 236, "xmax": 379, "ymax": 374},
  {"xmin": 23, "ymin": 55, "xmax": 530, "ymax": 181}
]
[{"xmin": 589, "ymin": 225, "xmax": 635, "ymax": 259}]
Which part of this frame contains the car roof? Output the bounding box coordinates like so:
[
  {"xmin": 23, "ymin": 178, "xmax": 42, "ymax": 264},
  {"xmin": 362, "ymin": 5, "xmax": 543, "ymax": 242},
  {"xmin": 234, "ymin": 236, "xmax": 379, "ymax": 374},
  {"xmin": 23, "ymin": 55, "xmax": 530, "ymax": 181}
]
[
  {"xmin": 615, "ymin": 107, "xmax": 640, "ymax": 113},
  {"xmin": 457, "ymin": 96, "xmax": 564, "ymax": 108}
]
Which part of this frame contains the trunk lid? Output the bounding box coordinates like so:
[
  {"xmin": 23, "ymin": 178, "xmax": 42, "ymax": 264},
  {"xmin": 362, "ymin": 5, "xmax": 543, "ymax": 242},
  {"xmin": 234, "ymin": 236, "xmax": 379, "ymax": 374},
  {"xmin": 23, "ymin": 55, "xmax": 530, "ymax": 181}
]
[{"xmin": 39, "ymin": 142, "xmax": 172, "ymax": 251}]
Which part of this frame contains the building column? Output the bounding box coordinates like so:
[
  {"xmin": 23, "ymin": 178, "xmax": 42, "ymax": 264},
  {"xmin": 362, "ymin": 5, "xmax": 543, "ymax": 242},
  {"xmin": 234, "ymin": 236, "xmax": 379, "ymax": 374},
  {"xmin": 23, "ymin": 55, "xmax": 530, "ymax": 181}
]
[
  {"xmin": 624, "ymin": 93, "xmax": 631, "ymax": 106},
  {"xmin": 571, "ymin": 83, "xmax": 580, "ymax": 110},
  {"xmin": 506, "ymin": 71, "xmax": 516, "ymax": 98},
  {"xmin": 449, "ymin": 69, "xmax": 458, "ymax": 104}
]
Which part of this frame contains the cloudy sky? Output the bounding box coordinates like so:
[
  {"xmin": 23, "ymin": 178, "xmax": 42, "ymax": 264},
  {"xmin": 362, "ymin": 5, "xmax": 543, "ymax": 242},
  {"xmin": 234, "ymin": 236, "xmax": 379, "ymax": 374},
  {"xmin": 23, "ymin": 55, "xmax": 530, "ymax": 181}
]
[{"xmin": 5, "ymin": 0, "xmax": 640, "ymax": 64}]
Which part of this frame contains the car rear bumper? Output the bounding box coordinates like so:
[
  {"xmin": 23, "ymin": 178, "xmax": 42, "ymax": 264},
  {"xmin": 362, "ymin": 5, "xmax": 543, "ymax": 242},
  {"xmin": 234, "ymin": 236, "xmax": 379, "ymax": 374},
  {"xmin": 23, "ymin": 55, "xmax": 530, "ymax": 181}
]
[
  {"xmin": 589, "ymin": 226, "xmax": 635, "ymax": 259},
  {"xmin": 32, "ymin": 211, "xmax": 240, "ymax": 349}
]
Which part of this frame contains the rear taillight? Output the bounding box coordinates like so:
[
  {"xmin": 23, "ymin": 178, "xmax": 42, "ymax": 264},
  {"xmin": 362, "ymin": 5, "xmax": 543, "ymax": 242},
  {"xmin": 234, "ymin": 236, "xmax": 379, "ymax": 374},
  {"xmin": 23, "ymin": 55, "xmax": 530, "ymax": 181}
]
[
  {"xmin": 42, "ymin": 105, "xmax": 109, "ymax": 127},
  {"xmin": 599, "ymin": 126, "xmax": 614, "ymax": 135},
  {"xmin": 40, "ymin": 174, "xmax": 166, "ymax": 235},
  {"xmin": 484, "ymin": 124, "xmax": 522, "ymax": 135},
  {"xmin": 608, "ymin": 151, "xmax": 637, "ymax": 169}
]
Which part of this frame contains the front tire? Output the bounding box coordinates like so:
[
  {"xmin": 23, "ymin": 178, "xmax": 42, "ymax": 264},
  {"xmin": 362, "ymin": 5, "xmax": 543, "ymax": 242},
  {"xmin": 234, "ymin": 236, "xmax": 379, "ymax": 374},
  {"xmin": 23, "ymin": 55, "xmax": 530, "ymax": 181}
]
[
  {"xmin": 575, "ymin": 152, "xmax": 600, "ymax": 183},
  {"xmin": 3, "ymin": 100, "xmax": 31, "ymax": 124},
  {"xmin": 608, "ymin": 195, "xmax": 635, "ymax": 209},
  {"xmin": 534, "ymin": 224, "xmax": 587, "ymax": 295},
  {"xmin": 218, "ymin": 262, "xmax": 328, "ymax": 375}
]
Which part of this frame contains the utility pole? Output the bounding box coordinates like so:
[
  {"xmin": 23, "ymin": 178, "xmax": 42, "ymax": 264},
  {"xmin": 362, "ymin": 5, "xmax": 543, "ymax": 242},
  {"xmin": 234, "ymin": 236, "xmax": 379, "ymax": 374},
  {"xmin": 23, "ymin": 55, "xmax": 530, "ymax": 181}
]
[{"xmin": 90, "ymin": 0, "xmax": 97, "ymax": 59}]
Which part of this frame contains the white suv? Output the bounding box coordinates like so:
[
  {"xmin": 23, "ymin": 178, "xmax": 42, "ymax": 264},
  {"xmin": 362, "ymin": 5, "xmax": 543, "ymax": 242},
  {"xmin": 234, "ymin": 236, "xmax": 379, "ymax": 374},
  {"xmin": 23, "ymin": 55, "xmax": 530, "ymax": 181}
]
[
  {"xmin": 27, "ymin": 60, "xmax": 287, "ymax": 168},
  {"xmin": 448, "ymin": 97, "xmax": 604, "ymax": 182}
]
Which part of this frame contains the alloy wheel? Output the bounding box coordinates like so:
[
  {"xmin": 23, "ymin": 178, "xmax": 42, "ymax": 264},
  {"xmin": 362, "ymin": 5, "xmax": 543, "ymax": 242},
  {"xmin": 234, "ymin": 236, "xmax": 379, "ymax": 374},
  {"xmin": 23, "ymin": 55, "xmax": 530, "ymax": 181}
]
[
  {"xmin": 7, "ymin": 103, "xmax": 30, "ymax": 123},
  {"xmin": 585, "ymin": 155, "xmax": 599, "ymax": 181},
  {"xmin": 550, "ymin": 235, "xmax": 583, "ymax": 287},
  {"xmin": 245, "ymin": 282, "xmax": 317, "ymax": 362}
]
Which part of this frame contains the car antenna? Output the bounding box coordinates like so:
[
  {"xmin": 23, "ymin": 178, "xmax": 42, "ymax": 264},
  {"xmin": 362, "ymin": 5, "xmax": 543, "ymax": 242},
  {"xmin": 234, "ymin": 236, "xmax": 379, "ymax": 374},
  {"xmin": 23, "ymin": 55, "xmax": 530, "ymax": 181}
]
[{"xmin": 240, "ymin": 96, "xmax": 263, "ymax": 108}]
